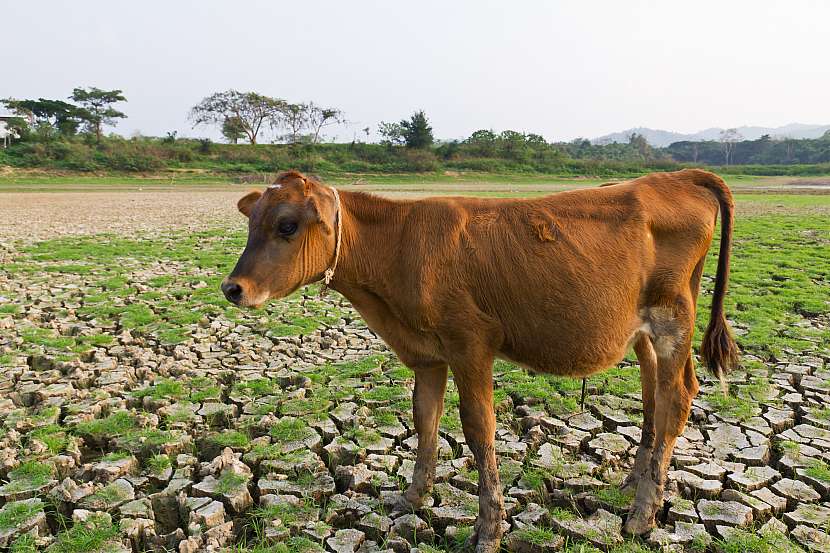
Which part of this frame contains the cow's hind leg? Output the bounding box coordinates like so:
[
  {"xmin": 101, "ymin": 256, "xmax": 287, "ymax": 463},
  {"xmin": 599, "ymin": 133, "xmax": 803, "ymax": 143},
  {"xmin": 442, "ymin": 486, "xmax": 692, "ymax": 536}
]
[
  {"xmin": 625, "ymin": 300, "xmax": 699, "ymax": 535},
  {"xmin": 452, "ymin": 360, "xmax": 504, "ymax": 553},
  {"xmin": 621, "ymin": 334, "xmax": 657, "ymax": 494},
  {"xmin": 389, "ymin": 362, "xmax": 448, "ymax": 512}
]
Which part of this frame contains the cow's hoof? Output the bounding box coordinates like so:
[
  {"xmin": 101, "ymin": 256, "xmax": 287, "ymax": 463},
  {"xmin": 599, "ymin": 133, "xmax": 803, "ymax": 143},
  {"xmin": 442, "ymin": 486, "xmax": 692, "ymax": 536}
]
[
  {"xmin": 623, "ymin": 504, "xmax": 656, "ymax": 535},
  {"xmin": 384, "ymin": 492, "xmax": 419, "ymax": 515},
  {"xmin": 465, "ymin": 518, "xmax": 502, "ymax": 553}
]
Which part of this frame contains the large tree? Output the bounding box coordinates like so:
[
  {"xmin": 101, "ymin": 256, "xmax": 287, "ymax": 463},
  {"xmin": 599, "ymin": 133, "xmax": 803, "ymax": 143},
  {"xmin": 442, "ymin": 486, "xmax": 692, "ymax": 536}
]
[
  {"xmin": 70, "ymin": 87, "xmax": 127, "ymax": 142},
  {"xmin": 279, "ymin": 102, "xmax": 309, "ymax": 144},
  {"xmin": 400, "ymin": 111, "xmax": 433, "ymax": 149},
  {"xmin": 307, "ymin": 103, "xmax": 345, "ymax": 144},
  {"xmin": 190, "ymin": 90, "xmax": 284, "ymax": 145},
  {"xmin": 2, "ymin": 97, "xmax": 87, "ymax": 136}
]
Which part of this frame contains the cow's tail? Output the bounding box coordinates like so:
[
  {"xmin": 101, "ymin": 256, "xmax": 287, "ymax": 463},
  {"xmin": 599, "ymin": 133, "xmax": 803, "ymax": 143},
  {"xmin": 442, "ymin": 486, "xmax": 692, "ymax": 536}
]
[{"xmin": 694, "ymin": 170, "xmax": 739, "ymax": 393}]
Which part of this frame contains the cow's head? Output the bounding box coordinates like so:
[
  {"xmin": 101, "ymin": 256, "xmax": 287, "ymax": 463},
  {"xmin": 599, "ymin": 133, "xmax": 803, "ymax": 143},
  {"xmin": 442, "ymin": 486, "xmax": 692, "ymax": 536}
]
[{"xmin": 221, "ymin": 171, "xmax": 339, "ymax": 308}]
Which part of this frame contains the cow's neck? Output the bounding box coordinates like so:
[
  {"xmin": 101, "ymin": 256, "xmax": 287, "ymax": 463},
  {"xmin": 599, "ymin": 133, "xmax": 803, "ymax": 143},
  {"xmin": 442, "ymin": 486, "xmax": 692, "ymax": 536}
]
[{"xmin": 328, "ymin": 190, "xmax": 409, "ymax": 299}]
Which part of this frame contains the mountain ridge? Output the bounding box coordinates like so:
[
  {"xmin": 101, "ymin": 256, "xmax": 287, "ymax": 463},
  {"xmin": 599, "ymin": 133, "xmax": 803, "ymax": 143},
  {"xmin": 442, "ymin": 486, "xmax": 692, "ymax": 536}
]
[{"xmin": 592, "ymin": 123, "xmax": 830, "ymax": 147}]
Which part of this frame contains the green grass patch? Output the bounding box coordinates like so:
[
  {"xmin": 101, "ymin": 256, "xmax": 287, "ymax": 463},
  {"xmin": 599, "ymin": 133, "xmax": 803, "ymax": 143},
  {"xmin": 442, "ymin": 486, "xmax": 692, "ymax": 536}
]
[
  {"xmin": 0, "ymin": 501, "xmax": 44, "ymax": 530},
  {"xmin": 46, "ymin": 513, "xmax": 120, "ymax": 553}
]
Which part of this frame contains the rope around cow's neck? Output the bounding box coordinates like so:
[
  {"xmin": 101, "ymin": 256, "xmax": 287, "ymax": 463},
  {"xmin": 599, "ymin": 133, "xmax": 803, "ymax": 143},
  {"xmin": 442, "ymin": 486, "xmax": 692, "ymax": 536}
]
[{"xmin": 320, "ymin": 186, "xmax": 342, "ymax": 295}]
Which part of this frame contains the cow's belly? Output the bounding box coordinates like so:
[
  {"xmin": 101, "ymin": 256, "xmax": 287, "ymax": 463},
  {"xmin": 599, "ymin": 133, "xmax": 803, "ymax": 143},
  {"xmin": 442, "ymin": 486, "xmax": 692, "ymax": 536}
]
[{"xmin": 493, "ymin": 289, "xmax": 642, "ymax": 378}]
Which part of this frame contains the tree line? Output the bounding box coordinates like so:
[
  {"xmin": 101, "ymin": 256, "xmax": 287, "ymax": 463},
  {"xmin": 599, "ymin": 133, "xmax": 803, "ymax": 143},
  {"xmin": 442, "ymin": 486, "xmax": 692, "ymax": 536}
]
[{"xmin": 4, "ymin": 86, "xmax": 830, "ymax": 170}]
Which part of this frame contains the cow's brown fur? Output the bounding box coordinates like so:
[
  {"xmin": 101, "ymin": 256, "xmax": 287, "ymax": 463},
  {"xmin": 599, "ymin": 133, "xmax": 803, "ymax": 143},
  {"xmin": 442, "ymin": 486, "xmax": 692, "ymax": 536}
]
[{"xmin": 222, "ymin": 168, "xmax": 738, "ymax": 551}]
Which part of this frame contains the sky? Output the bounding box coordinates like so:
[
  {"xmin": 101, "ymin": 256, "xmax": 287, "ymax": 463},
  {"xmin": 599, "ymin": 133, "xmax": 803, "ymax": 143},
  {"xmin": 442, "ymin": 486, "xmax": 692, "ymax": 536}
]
[{"xmin": 3, "ymin": 0, "xmax": 829, "ymax": 143}]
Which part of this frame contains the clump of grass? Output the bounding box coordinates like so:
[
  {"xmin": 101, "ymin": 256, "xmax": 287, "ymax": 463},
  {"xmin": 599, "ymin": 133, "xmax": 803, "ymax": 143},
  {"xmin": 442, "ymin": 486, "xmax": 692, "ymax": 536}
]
[
  {"xmin": 146, "ymin": 454, "xmax": 172, "ymax": 474},
  {"xmin": 46, "ymin": 513, "xmax": 120, "ymax": 553},
  {"xmin": 516, "ymin": 525, "xmax": 557, "ymax": 545},
  {"xmin": 715, "ymin": 527, "xmax": 804, "ymax": 553},
  {"xmin": 28, "ymin": 424, "xmax": 69, "ymax": 453},
  {"xmin": 100, "ymin": 451, "xmax": 132, "ymax": 462},
  {"xmin": 704, "ymin": 391, "xmax": 756, "ymax": 421},
  {"xmin": 75, "ymin": 411, "xmax": 136, "ymax": 439},
  {"xmin": 8, "ymin": 460, "xmax": 54, "ymax": 483},
  {"xmin": 550, "ymin": 507, "xmax": 577, "ymax": 521},
  {"xmin": 216, "ymin": 471, "xmax": 248, "ymax": 494},
  {"xmin": 594, "ymin": 487, "xmax": 634, "ymax": 508},
  {"xmin": 343, "ymin": 427, "xmax": 382, "ymax": 444},
  {"xmin": 232, "ymin": 379, "xmax": 279, "ymax": 398},
  {"xmin": 132, "ymin": 379, "xmax": 187, "ymax": 400},
  {"xmin": 10, "ymin": 534, "xmax": 38, "ymax": 553},
  {"xmin": 0, "ymin": 501, "xmax": 44, "ymax": 530},
  {"xmin": 805, "ymin": 459, "xmax": 830, "ymax": 483},
  {"xmin": 209, "ymin": 430, "xmax": 250, "ymax": 449},
  {"xmin": 270, "ymin": 418, "xmax": 312, "ymax": 442}
]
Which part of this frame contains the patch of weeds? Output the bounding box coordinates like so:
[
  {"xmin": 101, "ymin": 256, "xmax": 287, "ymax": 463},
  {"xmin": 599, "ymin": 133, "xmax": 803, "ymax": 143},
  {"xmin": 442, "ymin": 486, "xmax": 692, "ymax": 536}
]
[
  {"xmin": 209, "ymin": 430, "xmax": 250, "ymax": 449},
  {"xmin": 28, "ymin": 424, "xmax": 68, "ymax": 453},
  {"xmin": 715, "ymin": 527, "xmax": 804, "ymax": 553},
  {"xmin": 343, "ymin": 426, "xmax": 382, "ymax": 444},
  {"xmin": 146, "ymin": 454, "xmax": 171, "ymax": 474},
  {"xmin": 805, "ymin": 459, "xmax": 830, "ymax": 483},
  {"xmin": 74, "ymin": 411, "xmax": 137, "ymax": 439},
  {"xmin": 132, "ymin": 379, "xmax": 187, "ymax": 401},
  {"xmin": 0, "ymin": 500, "xmax": 44, "ymax": 530},
  {"xmin": 8, "ymin": 460, "xmax": 54, "ymax": 485},
  {"xmin": 516, "ymin": 525, "xmax": 557, "ymax": 545},
  {"xmin": 594, "ymin": 487, "xmax": 634, "ymax": 508},
  {"xmin": 550, "ymin": 506, "xmax": 577, "ymax": 521},
  {"xmin": 45, "ymin": 512, "xmax": 120, "ymax": 553},
  {"xmin": 704, "ymin": 391, "xmax": 756, "ymax": 421},
  {"xmin": 217, "ymin": 471, "xmax": 248, "ymax": 494},
  {"xmin": 10, "ymin": 534, "xmax": 38, "ymax": 553},
  {"xmin": 100, "ymin": 451, "xmax": 132, "ymax": 462},
  {"xmin": 270, "ymin": 418, "xmax": 312, "ymax": 442},
  {"xmin": 232, "ymin": 378, "xmax": 280, "ymax": 399}
]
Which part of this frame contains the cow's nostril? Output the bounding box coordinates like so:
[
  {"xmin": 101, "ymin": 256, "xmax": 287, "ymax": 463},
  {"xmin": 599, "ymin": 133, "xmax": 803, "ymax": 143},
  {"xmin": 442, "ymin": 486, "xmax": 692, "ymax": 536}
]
[{"xmin": 222, "ymin": 281, "xmax": 243, "ymax": 304}]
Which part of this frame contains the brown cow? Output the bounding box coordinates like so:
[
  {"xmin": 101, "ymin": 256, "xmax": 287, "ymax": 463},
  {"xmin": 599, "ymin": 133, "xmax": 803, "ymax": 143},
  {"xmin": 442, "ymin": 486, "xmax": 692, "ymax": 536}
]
[{"xmin": 222, "ymin": 169, "xmax": 738, "ymax": 552}]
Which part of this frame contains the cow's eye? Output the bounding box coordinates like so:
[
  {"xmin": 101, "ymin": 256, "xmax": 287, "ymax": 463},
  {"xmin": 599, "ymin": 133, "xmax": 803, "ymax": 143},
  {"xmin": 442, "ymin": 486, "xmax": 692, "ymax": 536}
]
[{"xmin": 277, "ymin": 221, "xmax": 298, "ymax": 236}]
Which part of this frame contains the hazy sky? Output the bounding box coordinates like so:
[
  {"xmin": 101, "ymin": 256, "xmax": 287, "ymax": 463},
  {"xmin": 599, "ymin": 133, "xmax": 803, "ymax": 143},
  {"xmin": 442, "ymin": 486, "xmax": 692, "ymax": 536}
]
[{"xmin": 3, "ymin": 0, "xmax": 828, "ymax": 142}]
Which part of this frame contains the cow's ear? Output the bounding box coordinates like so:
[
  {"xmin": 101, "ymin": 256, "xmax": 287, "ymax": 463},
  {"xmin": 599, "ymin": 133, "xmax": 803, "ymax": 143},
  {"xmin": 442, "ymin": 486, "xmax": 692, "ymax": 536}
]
[{"xmin": 237, "ymin": 190, "xmax": 262, "ymax": 217}]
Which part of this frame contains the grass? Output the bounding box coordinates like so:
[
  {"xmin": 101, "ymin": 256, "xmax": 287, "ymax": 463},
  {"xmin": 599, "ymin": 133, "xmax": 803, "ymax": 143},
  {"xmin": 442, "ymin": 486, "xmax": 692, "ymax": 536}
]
[
  {"xmin": 74, "ymin": 412, "xmax": 137, "ymax": 439},
  {"xmin": 594, "ymin": 487, "xmax": 634, "ymax": 508},
  {"xmin": 715, "ymin": 527, "xmax": 805, "ymax": 553},
  {"xmin": 515, "ymin": 525, "xmax": 558, "ymax": 545},
  {"xmin": 209, "ymin": 430, "xmax": 250, "ymax": 449},
  {"xmin": 703, "ymin": 391, "xmax": 757, "ymax": 421},
  {"xmin": 805, "ymin": 459, "xmax": 830, "ymax": 483},
  {"xmin": 0, "ymin": 501, "xmax": 43, "ymax": 530},
  {"xmin": 216, "ymin": 471, "xmax": 248, "ymax": 494},
  {"xmin": 146, "ymin": 454, "xmax": 172, "ymax": 474},
  {"xmin": 9, "ymin": 460, "xmax": 54, "ymax": 480},
  {"xmin": 46, "ymin": 513, "xmax": 120, "ymax": 553},
  {"xmin": 270, "ymin": 418, "xmax": 314, "ymax": 442}
]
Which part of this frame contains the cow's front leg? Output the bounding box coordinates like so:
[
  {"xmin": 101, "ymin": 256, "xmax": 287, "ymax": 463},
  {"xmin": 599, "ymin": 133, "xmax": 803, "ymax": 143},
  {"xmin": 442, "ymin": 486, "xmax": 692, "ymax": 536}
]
[
  {"xmin": 452, "ymin": 361, "xmax": 504, "ymax": 553},
  {"xmin": 403, "ymin": 362, "xmax": 448, "ymax": 508}
]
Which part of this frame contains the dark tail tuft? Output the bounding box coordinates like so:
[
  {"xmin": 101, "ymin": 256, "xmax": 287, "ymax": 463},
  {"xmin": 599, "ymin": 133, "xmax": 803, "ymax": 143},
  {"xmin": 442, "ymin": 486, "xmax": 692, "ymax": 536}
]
[{"xmin": 694, "ymin": 170, "xmax": 739, "ymax": 389}]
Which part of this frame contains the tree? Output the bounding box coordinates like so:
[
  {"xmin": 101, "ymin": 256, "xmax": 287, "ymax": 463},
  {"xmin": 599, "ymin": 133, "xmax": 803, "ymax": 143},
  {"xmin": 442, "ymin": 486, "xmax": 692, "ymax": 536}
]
[
  {"xmin": 718, "ymin": 128, "xmax": 742, "ymax": 165},
  {"xmin": 378, "ymin": 121, "xmax": 405, "ymax": 148},
  {"xmin": 279, "ymin": 103, "xmax": 309, "ymax": 144},
  {"xmin": 307, "ymin": 103, "xmax": 345, "ymax": 144},
  {"xmin": 221, "ymin": 116, "xmax": 246, "ymax": 144},
  {"xmin": 70, "ymin": 87, "xmax": 127, "ymax": 142},
  {"xmin": 190, "ymin": 90, "xmax": 284, "ymax": 145},
  {"xmin": 400, "ymin": 111, "xmax": 433, "ymax": 149},
  {"xmin": 2, "ymin": 97, "xmax": 86, "ymax": 136}
]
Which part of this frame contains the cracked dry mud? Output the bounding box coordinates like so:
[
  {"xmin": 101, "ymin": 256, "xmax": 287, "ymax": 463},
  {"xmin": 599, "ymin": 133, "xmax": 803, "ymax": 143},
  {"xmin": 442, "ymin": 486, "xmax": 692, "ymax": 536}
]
[{"xmin": 1, "ymin": 189, "xmax": 829, "ymax": 553}]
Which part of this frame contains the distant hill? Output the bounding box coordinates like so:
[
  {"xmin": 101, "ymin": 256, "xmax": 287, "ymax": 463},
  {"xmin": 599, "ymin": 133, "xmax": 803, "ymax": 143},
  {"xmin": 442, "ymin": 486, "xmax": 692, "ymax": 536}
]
[{"xmin": 592, "ymin": 123, "xmax": 830, "ymax": 147}]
